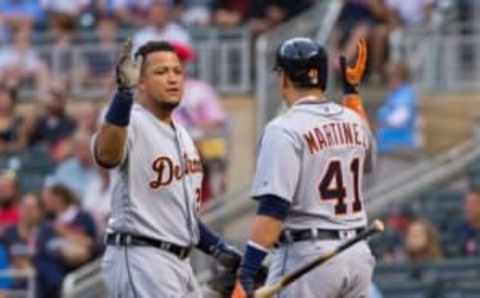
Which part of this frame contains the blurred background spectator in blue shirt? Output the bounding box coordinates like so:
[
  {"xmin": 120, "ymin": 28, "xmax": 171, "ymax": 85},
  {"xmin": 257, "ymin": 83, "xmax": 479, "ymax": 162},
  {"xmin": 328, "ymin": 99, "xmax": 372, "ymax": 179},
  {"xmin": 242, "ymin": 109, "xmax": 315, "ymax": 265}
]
[{"xmin": 376, "ymin": 63, "xmax": 420, "ymax": 154}]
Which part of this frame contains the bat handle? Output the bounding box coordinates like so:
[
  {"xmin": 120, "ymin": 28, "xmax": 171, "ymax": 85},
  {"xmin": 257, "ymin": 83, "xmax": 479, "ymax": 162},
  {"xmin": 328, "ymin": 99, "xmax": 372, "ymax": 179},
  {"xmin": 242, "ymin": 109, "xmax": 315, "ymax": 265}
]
[{"xmin": 255, "ymin": 282, "xmax": 283, "ymax": 298}]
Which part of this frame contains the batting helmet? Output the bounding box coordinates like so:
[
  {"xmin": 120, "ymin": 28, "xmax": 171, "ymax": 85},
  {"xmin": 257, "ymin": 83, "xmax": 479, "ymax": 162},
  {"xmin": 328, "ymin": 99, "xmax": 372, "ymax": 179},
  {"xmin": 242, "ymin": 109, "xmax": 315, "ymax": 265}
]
[{"xmin": 274, "ymin": 37, "xmax": 328, "ymax": 90}]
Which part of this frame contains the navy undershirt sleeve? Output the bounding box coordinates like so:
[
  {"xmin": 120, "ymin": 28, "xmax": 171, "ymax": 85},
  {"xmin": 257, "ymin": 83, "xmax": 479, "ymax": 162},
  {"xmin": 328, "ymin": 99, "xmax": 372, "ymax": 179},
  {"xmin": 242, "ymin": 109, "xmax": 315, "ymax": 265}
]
[{"xmin": 255, "ymin": 194, "xmax": 291, "ymax": 221}]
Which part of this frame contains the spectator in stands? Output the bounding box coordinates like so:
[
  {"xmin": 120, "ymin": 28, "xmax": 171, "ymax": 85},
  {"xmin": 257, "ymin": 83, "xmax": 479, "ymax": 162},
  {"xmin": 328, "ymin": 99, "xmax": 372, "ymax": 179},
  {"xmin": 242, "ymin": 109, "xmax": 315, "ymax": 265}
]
[
  {"xmin": 75, "ymin": 104, "xmax": 100, "ymax": 136},
  {"xmin": 133, "ymin": 0, "xmax": 191, "ymax": 52},
  {"xmin": 0, "ymin": 171, "xmax": 20, "ymax": 231},
  {"xmin": 35, "ymin": 184, "xmax": 96, "ymax": 298},
  {"xmin": 172, "ymin": 42, "xmax": 229, "ymax": 202},
  {"xmin": 386, "ymin": 0, "xmax": 435, "ymax": 63},
  {"xmin": 248, "ymin": 0, "xmax": 313, "ymax": 36},
  {"xmin": 376, "ymin": 63, "xmax": 420, "ymax": 154},
  {"xmin": 333, "ymin": 0, "xmax": 389, "ymax": 79},
  {"xmin": 40, "ymin": 0, "xmax": 91, "ymax": 18},
  {"xmin": 404, "ymin": 219, "xmax": 442, "ymax": 262},
  {"xmin": 0, "ymin": 84, "xmax": 30, "ymax": 154},
  {"xmin": 0, "ymin": 0, "xmax": 44, "ymax": 35},
  {"xmin": 453, "ymin": 189, "xmax": 480, "ymax": 256},
  {"xmin": 178, "ymin": 0, "xmax": 212, "ymax": 26},
  {"xmin": 80, "ymin": 14, "xmax": 118, "ymax": 90},
  {"xmin": 49, "ymin": 13, "xmax": 76, "ymax": 85},
  {"xmin": 1, "ymin": 193, "xmax": 43, "ymax": 289},
  {"xmin": 0, "ymin": 27, "xmax": 49, "ymax": 94},
  {"xmin": 108, "ymin": 0, "xmax": 155, "ymax": 27},
  {"xmin": 46, "ymin": 132, "xmax": 97, "ymax": 200},
  {"xmin": 29, "ymin": 84, "xmax": 77, "ymax": 161},
  {"xmin": 210, "ymin": 0, "xmax": 252, "ymax": 28}
]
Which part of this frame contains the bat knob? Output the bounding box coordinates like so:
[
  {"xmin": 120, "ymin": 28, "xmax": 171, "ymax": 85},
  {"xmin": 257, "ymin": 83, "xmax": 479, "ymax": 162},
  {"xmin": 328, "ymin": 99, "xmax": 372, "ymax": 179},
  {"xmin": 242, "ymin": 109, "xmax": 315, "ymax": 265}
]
[{"xmin": 372, "ymin": 219, "xmax": 385, "ymax": 233}]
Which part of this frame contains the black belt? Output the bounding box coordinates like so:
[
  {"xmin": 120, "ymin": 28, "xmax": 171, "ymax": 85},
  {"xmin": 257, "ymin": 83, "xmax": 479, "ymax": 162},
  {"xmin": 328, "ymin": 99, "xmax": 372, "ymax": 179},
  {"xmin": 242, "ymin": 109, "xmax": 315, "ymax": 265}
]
[
  {"xmin": 105, "ymin": 233, "xmax": 191, "ymax": 260},
  {"xmin": 277, "ymin": 227, "xmax": 366, "ymax": 245}
]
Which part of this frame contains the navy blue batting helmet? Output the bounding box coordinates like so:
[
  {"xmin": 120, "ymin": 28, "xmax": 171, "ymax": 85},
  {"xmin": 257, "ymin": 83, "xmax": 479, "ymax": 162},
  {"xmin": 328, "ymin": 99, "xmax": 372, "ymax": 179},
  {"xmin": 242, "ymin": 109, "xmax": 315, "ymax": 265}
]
[{"xmin": 274, "ymin": 37, "xmax": 328, "ymax": 90}]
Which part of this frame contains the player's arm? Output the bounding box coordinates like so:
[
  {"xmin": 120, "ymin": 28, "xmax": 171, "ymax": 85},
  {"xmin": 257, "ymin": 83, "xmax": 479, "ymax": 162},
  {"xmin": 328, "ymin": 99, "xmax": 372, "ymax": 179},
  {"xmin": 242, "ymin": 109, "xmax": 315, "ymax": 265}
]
[
  {"xmin": 94, "ymin": 40, "xmax": 141, "ymax": 168},
  {"xmin": 232, "ymin": 127, "xmax": 298, "ymax": 298},
  {"xmin": 340, "ymin": 38, "xmax": 369, "ymax": 122},
  {"xmin": 194, "ymin": 220, "xmax": 243, "ymax": 296}
]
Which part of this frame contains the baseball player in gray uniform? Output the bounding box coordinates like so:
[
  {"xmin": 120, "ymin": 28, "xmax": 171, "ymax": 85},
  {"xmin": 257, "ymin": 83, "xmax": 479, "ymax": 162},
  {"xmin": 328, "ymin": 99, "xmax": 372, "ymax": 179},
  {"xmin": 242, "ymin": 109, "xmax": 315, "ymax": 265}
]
[
  {"xmin": 232, "ymin": 37, "xmax": 376, "ymax": 298},
  {"xmin": 93, "ymin": 40, "xmax": 241, "ymax": 298}
]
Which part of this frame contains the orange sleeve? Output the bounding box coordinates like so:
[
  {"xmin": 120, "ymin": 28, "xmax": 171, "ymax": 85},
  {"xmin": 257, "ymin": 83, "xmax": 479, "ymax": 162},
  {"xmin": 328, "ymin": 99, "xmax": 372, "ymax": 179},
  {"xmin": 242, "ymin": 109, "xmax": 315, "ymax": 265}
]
[{"xmin": 343, "ymin": 94, "xmax": 368, "ymax": 122}]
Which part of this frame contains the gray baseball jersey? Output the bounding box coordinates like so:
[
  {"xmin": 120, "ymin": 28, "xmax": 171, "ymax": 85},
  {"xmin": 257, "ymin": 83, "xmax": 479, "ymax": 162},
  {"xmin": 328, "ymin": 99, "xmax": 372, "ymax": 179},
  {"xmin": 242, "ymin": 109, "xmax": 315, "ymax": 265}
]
[
  {"xmin": 105, "ymin": 103, "xmax": 202, "ymax": 245},
  {"xmin": 252, "ymin": 98, "xmax": 376, "ymax": 298},
  {"xmin": 97, "ymin": 103, "xmax": 204, "ymax": 298},
  {"xmin": 251, "ymin": 99, "xmax": 375, "ymax": 230}
]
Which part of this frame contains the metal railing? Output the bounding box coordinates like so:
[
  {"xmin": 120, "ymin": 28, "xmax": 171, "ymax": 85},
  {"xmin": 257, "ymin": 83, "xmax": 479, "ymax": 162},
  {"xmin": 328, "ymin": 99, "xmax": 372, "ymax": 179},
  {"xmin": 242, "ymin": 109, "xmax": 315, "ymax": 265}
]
[
  {"xmin": 366, "ymin": 136, "xmax": 480, "ymax": 216},
  {"xmin": 405, "ymin": 1, "xmax": 480, "ymax": 92},
  {"xmin": 255, "ymin": 0, "xmax": 344, "ymax": 137},
  {"xmin": 17, "ymin": 27, "xmax": 251, "ymax": 99}
]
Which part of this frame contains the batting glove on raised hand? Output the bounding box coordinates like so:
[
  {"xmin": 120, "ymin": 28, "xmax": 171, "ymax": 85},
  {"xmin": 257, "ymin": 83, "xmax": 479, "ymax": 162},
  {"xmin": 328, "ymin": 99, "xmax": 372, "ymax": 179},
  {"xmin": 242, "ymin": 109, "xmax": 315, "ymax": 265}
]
[
  {"xmin": 116, "ymin": 39, "xmax": 142, "ymax": 90},
  {"xmin": 340, "ymin": 38, "xmax": 367, "ymax": 94}
]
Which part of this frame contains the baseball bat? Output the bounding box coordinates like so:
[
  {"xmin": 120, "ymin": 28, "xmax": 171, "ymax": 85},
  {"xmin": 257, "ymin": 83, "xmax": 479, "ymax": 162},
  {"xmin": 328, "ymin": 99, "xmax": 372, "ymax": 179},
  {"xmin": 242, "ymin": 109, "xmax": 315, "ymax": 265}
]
[{"xmin": 254, "ymin": 219, "xmax": 385, "ymax": 298}]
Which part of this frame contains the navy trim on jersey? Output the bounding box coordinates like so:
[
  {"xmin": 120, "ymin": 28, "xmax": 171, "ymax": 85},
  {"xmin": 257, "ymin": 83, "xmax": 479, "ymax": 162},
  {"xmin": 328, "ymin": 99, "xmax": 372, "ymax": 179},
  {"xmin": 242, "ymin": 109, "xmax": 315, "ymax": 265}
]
[{"xmin": 256, "ymin": 194, "xmax": 291, "ymax": 221}]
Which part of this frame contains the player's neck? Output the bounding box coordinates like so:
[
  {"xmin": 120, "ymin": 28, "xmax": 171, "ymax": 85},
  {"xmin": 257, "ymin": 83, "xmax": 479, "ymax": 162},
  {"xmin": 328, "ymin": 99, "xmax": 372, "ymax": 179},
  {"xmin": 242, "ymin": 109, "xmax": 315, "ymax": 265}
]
[
  {"xmin": 288, "ymin": 89, "xmax": 325, "ymax": 106},
  {"xmin": 150, "ymin": 106, "xmax": 173, "ymax": 123},
  {"xmin": 140, "ymin": 97, "xmax": 174, "ymax": 123}
]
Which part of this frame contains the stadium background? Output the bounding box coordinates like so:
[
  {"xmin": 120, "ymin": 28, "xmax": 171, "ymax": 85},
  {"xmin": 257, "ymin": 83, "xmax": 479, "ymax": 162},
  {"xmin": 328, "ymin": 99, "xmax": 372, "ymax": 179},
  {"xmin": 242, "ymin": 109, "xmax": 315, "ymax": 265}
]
[{"xmin": 0, "ymin": 0, "xmax": 480, "ymax": 297}]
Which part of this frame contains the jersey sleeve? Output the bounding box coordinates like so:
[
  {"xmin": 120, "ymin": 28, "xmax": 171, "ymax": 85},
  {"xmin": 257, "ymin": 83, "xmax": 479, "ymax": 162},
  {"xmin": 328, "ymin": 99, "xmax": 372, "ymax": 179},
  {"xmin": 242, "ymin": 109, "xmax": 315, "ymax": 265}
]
[{"xmin": 250, "ymin": 124, "xmax": 301, "ymax": 203}]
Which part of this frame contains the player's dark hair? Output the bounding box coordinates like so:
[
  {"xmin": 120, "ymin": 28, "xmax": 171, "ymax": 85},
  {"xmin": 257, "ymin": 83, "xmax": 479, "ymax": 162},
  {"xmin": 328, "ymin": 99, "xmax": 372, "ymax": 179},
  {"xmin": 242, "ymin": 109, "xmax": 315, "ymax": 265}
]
[{"xmin": 134, "ymin": 41, "xmax": 177, "ymax": 67}]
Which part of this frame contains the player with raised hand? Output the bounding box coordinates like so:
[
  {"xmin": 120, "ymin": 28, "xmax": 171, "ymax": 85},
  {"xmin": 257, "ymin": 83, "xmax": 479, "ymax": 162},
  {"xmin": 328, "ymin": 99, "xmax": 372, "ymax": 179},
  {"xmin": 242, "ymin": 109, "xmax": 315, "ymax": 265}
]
[
  {"xmin": 341, "ymin": 38, "xmax": 369, "ymax": 121},
  {"xmin": 232, "ymin": 37, "xmax": 376, "ymax": 298},
  {"xmin": 93, "ymin": 39, "xmax": 241, "ymax": 298}
]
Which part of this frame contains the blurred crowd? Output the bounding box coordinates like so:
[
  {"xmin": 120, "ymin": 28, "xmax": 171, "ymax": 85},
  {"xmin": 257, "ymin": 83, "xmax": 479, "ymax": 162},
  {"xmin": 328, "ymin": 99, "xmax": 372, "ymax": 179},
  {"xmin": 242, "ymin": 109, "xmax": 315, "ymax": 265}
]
[
  {"xmin": 0, "ymin": 0, "xmax": 475, "ymax": 296},
  {"xmin": 0, "ymin": 0, "xmax": 314, "ymax": 92},
  {"xmin": 0, "ymin": 81, "xmax": 107, "ymax": 297},
  {"xmin": 333, "ymin": 0, "xmax": 436, "ymax": 83},
  {"xmin": 372, "ymin": 186, "xmax": 480, "ymax": 266}
]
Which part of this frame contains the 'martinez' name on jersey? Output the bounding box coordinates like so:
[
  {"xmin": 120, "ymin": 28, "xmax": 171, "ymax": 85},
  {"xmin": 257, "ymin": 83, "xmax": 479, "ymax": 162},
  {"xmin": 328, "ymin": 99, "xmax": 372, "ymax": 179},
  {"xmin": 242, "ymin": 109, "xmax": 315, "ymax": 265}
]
[
  {"xmin": 251, "ymin": 100, "xmax": 374, "ymax": 231},
  {"xmin": 303, "ymin": 121, "xmax": 369, "ymax": 154}
]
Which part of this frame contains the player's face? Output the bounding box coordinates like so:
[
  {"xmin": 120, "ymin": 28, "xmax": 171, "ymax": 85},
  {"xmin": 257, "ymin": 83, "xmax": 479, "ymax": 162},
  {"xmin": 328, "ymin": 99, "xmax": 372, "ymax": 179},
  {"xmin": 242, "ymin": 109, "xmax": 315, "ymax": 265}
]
[{"xmin": 139, "ymin": 51, "xmax": 185, "ymax": 109}]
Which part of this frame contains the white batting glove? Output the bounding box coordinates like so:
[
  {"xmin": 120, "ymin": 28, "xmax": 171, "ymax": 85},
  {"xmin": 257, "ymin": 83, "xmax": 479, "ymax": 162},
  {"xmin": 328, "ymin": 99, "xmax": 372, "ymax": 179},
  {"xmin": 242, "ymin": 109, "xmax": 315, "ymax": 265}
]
[{"xmin": 116, "ymin": 39, "xmax": 143, "ymax": 90}]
